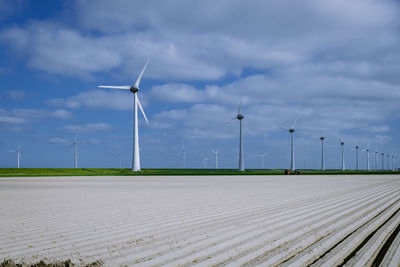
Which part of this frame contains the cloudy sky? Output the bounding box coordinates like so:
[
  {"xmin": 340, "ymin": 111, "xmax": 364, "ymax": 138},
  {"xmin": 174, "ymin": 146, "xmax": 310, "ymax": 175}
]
[{"xmin": 1, "ymin": 0, "xmax": 399, "ymax": 169}]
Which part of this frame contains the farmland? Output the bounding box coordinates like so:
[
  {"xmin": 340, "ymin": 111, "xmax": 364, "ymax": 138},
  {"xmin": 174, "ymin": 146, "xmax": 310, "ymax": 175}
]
[{"xmin": 0, "ymin": 175, "xmax": 399, "ymax": 266}]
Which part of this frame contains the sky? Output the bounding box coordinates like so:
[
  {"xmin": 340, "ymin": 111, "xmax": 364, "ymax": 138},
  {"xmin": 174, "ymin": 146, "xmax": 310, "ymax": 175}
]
[{"xmin": 0, "ymin": 0, "xmax": 400, "ymax": 169}]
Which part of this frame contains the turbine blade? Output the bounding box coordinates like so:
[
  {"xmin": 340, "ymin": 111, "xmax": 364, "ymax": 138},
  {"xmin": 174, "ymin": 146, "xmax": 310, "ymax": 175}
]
[
  {"xmin": 238, "ymin": 96, "xmax": 243, "ymax": 114},
  {"xmin": 98, "ymin": 86, "xmax": 131, "ymax": 89},
  {"xmin": 225, "ymin": 117, "xmax": 237, "ymax": 123},
  {"xmin": 291, "ymin": 118, "xmax": 298, "ymax": 129},
  {"xmin": 137, "ymin": 97, "xmax": 149, "ymax": 125},
  {"xmin": 134, "ymin": 60, "xmax": 149, "ymax": 88},
  {"xmin": 280, "ymin": 126, "xmax": 290, "ymax": 131}
]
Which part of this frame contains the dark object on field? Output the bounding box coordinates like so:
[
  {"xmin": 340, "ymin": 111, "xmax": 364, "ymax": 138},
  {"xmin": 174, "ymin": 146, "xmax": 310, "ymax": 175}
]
[
  {"xmin": 295, "ymin": 171, "xmax": 302, "ymax": 175},
  {"xmin": 285, "ymin": 169, "xmax": 290, "ymax": 175}
]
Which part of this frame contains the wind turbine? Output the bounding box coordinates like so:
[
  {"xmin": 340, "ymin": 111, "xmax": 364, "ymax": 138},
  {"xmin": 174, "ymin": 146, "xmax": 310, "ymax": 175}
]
[
  {"xmin": 387, "ymin": 153, "xmax": 390, "ymax": 170},
  {"xmin": 320, "ymin": 137, "xmax": 325, "ymax": 170},
  {"xmin": 339, "ymin": 140, "xmax": 345, "ymax": 171},
  {"xmin": 72, "ymin": 135, "xmax": 78, "ymax": 168},
  {"xmin": 392, "ymin": 155, "xmax": 395, "ymax": 171},
  {"xmin": 258, "ymin": 153, "xmax": 266, "ymax": 169},
  {"xmin": 98, "ymin": 61, "xmax": 150, "ymax": 172},
  {"xmin": 231, "ymin": 98, "xmax": 245, "ymax": 171},
  {"xmin": 182, "ymin": 142, "xmax": 186, "ymax": 169},
  {"xmin": 355, "ymin": 145, "xmax": 359, "ymax": 170},
  {"xmin": 211, "ymin": 149, "xmax": 219, "ymax": 169},
  {"xmin": 9, "ymin": 145, "xmax": 21, "ymax": 168},
  {"xmin": 281, "ymin": 119, "xmax": 297, "ymax": 171},
  {"xmin": 373, "ymin": 150, "xmax": 378, "ymax": 170},
  {"xmin": 362, "ymin": 145, "xmax": 371, "ymax": 171},
  {"xmin": 381, "ymin": 152, "xmax": 385, "ymax": 170},
  {"xmin": 201, "ymin": 155, "xmax": 209, "ymax": 169}
]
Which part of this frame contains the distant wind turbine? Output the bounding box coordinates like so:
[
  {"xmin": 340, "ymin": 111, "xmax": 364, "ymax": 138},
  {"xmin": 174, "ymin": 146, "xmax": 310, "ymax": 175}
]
[
  {"xmin": 8, "ymin": 145, "xmax": 21, "ymax": 168},
  {"xmin": 211, "ymin": 149, "xmax": 219, "ymax": 169},
  {"xmin": 258, "ymin": 153, "xmax": 266, "ymax": 169},
  {"xmin": 362, "ymin": 145, "xmax": 371, "ymax": 171},
  {"xmin": 281, "ymin": 119, "xmax": 297, "ymax": 171},
  {"xmin": 373, "ymin": 150, "xmax": 378, "ymax": 170},
  {"xmin": 98, "ymin": 61, "xmax": 150, "ymax": 171},
  {"xmin": 339, "ymin": 140, "xmax": 345, "ymax": 171},
  {"xmin": 182, "ymin": 142, "xmax": 186, "ymax": 169},
  {"xmin": 355, "ymin": 145, "xmax": 359, "ymax": 170},
  {"xmin": 320, "ymin": 137, "xmax": 325, "ymax": 170},
  {"xmin": 201, "ymin": 155, "xmax": 209, "ymax": 169},
  {"xmin": 392, "ymin": 155, "xmax": 395, "ymax": 171},
  {"xmin": 72, "ymin": 135, "xmax": 78, "ymax": 168},
  {"xmin": 387, "ymin": 153, "xmax": 390, "ymax": 170},
  {"xmin": 230, "ymin": 97, "xmax": 245, "ymax": 171},
  {"xmin": 381, "ymin": 152, "xmax": 385, "ymax": 170}
]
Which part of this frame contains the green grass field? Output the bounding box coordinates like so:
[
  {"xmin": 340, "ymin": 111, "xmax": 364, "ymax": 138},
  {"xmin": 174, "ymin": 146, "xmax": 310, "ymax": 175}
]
[{"xmin": 0, "ymin": 168, "xmax": 399, "ymax": 177}]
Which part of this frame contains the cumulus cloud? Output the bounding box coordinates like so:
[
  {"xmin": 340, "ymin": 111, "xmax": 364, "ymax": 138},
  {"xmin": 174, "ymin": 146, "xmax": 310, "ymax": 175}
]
[
  {"xmin": 150, "ymin": 84, "xmax": 204, "ymax": 103},
  {"xmin": 47, "ymin": 90, "xmax": 134, "ymax": 110},
  {"xmin": 6, "ymin": 90, "xmax": 26, "ymax": 100},
  {"xmin": 0, "ymin": 108, "xmax": 72, "ymax": 125},
  {"xmin": 61, "ymin": 122, "xmax": 113, "ymax": 133}
]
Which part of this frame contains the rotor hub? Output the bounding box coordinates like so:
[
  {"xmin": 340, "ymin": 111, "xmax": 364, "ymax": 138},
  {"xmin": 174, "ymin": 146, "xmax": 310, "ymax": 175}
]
[
  {"xmin": 130, "ymin": 86, "xmax": 139, "ymax": 93},
  {"xmin": 289, "ymin": 129, "xmax": 295, "ymax": 133},
  {"xmin": 237, "ymin": 114, "xmax": 244, "ymax": 120},
  {"xmin": 320, "ymin": 137, "xmax": 325, "ymax": 141}
]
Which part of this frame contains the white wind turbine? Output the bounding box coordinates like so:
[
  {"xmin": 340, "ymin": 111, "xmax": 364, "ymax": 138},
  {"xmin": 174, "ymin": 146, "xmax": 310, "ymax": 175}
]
[
  {"xmin": 381, "ymin": 152, "xmax": 385, "ymax": 170},
  {"xmin": 98, "ymin": 62, "xmax": 150, "ymax": 172},
  {"xmin": 201, "ymin": 155, "xmax": 209, "ymax": 169},
  {"xmin": 182, "ymin": 142, "xmax": 186, "ymax": 169},
  {"xmin": 339, "ymin": 140, "xmax": 345, "ymax": 171},
  {"xmin": 229, "ymin": 98, "xmax": 245, "ymax": 171},
  {"xmin": 258, "ymin": 153, "xmax": 266, "ymax": 169},
  {"xmin": 72, "ymin": 135, "xmax": 78, "ymax": 168},
  {"xmin": 362, "ymin": 145, "xmax": 371, "ymax": 171},
  {"xmin": 281, "ymin": 119, "xmax": 297, "ymax": 171},
  {"xmin": 355, "ymin": 145, "xmax": 359, "ymax": 170},
  {"xmin": 387, "ymin": 153, "xmax": 390, "ymax": 170},
  {"xmin": 320, "ymin": 137, "xmax": 325, "ymax": 170},
  {"xmin": 8, "ymin": 145, "xmax": 21, "ymax": 168},
  {"xmin": 211, "ymin": 149, "xmax": 219, "ymax": 169},
  {"xmin": 373, "ymin": 149, "xmax": 378, "ymax": 170}
]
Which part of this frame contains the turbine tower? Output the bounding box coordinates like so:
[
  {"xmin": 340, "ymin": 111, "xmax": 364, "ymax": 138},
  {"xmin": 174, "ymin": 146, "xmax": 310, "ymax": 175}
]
[
  {"xmin": 340, "ymin": 140, "xmax": 345, "ymax": 171},
  {"xmin": 98, "ymin": 62, "xmax": 150, "ymax": 172},
  {"xmin": 73, "ymin": 135, "xmax": 78, "ymax": 168},
  {"xmin": 182, "ymin": 142, "xmax": 186, "ymax": 169},
  {"xmin": 355, "ymin": 145, "xmax": 359, "ymax": 170},
  {"xmin": 258, "ymin": 153, "xmax": 266, "ymax": 169},
  {"xmin": 211, "ymin": 149, "xmax": 219, "ymax": 169},
  {"xmin": 281, "ymin": 119, "xmax": 297, "ymax": 171},
  {"xmin": 233, "ymin": 98, "xmax": 245, "ymax": 172},
  {"xmin": 201, "ymin": 155, "xmax": 209, "ymax": 169},
  {"xmin": 387, "ymin": 153, "xmax": 390, "ymax": 170},
  {"xmin": 381, "ymin": 152, "xmax": 385, "ymax": 170},
  {"xmin": 373, "ymin": 150, "xmax": 378, "ymax": 170},
  {"xmin": 362, "ymin": 146, "xmax": 370, "ymax": 171},
  {"xmin": 392, "ymin": 155, "xmax": 395, "ymax": 171},
  {"xmin": 320, "ymin": 137, "xmax": 325, "ymax": 170}
]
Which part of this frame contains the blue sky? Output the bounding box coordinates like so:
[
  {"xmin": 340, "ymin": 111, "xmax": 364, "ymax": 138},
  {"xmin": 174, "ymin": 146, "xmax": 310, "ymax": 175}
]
[{"xmin": 0, "ymin": 0, "xmax": 399, "ymax": 169}]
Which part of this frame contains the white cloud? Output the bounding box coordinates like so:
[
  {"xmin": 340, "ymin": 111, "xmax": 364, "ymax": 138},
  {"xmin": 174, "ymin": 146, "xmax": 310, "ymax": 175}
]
[
  {"xmin": 0, "ymin": 108, "xmax": 72, "ymax": 125},
  {"xmin": 61, "ymin": 122, "xmax": 113, "ymax": 133},
  {"xmin": 6, "ymin": 90, "xmax": 26, "ymax": 100},
  {"xmin": 49, "ymin": 137, "xmax": 68, "ymax": 144},
  {"xmin": 150, "ymin": 84, "xmax": 204, "ymax": 103},
  {"xmin": 47, "ymin": 90, "xmax": 133, "ymax": 110}
]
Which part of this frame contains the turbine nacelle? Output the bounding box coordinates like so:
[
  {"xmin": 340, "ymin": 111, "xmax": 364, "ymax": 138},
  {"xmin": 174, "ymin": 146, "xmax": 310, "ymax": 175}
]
[
  {"xmin": 289, "ymin": 128, "xmax": 295, "ymax": 133},
  {"xmin": 130, "ymin": 86, "xmax": 139, "ymax": 93},
  {"xmin": 236, "ymin": 113, "xmax": 244, "ymax": 120},
  {"xmin": 320, "ymin": 136, "xmax": 325, "ymax": 141}
]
